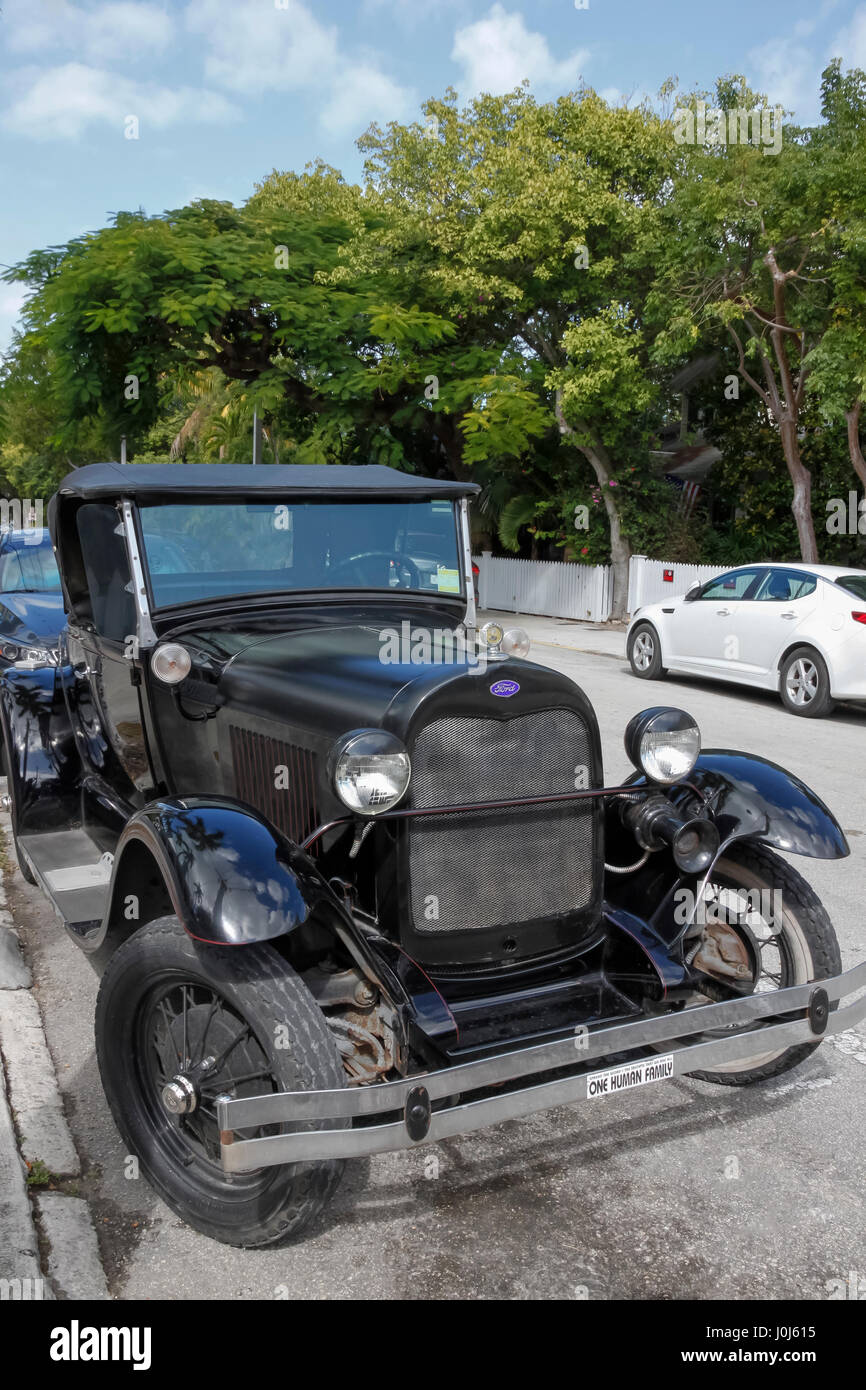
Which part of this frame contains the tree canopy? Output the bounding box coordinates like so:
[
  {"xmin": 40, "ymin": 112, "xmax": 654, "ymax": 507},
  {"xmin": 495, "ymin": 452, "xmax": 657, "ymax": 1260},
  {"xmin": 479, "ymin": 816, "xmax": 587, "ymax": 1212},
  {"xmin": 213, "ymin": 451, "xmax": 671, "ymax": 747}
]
[{"xmin": 3, "ymin": 65, "xmax": 865, "ymax": 615}]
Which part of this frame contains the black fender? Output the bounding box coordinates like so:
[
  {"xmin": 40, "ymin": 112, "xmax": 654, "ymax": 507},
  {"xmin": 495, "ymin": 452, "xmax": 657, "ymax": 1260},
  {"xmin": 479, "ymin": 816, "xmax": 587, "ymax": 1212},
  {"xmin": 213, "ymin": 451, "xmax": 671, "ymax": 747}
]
[
  {"xmin": 97, "ymin": 796, "xmax": 456, "ymax": 1063},
  {"xmin": 685, "ymin": 750, "xmax": 849, "ymax": 860},
  {"xmin": 0, "ymin": 664, "xmax": 80, "ymax": 833},
  {"xmin": 605, "ymin": 749, "xmax": 848, "ymax": 952},
  {"xmin": 107, "ymin": 796, "xmax": 335, "ymax": 948}
]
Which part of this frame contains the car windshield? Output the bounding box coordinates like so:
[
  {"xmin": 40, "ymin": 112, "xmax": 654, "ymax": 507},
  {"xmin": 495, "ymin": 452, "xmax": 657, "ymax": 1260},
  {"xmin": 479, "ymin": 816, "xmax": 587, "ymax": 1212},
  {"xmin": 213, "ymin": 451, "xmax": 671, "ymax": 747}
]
[
  {"xmin": 835, "ymin": 574, "xmax": 866, "ymax": 601},
  {"xmin": 138, "ymin": 499, "xmax": 463, "ymax": 607},
  {"xmin": 0, "ymin": 530, "xmax": 61, "ymax": 593}
]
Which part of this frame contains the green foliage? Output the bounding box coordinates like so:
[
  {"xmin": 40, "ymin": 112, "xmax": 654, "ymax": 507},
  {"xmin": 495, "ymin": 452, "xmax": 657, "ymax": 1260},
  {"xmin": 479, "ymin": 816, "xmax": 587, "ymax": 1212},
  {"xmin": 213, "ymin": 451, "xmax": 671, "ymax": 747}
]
[{"xmin": 1, "ymin": 68, "xmax": 864, "ymax": 575}]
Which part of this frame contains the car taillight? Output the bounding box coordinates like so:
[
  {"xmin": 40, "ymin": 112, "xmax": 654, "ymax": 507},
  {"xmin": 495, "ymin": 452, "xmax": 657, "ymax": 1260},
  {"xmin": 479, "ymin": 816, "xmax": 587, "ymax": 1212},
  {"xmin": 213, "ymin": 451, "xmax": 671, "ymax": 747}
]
[{"xmin": 852, "ymin": 612, "xmax": 866, "ymax": 625}]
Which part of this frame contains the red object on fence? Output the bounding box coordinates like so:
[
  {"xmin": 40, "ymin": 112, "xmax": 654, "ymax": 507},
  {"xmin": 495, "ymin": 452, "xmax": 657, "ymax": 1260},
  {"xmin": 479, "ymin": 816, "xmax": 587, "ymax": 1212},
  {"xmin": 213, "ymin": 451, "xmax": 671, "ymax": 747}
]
[{"xmin": 663, "ymin": 569, "xmax": 674, "ymax": 583}]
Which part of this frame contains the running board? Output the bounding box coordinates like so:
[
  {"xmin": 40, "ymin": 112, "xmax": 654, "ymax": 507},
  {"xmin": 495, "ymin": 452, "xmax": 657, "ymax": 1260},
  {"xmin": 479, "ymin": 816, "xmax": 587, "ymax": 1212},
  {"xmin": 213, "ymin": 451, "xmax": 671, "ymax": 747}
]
[{"xmin": 18, "ymin": 829, "xmax": 112, "ymax": 930}]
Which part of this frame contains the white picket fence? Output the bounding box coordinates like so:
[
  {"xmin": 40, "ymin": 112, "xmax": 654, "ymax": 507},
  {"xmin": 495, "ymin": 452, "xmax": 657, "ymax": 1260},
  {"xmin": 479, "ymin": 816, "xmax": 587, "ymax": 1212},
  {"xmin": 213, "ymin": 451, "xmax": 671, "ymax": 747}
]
[
  {"xmin": 474, "ymin": 552, "xmax": 724, "ymax": 622},
  {"xmin": 627, "ymin": 557, "xmax": 722, "ymax": 613},
  {"xmin": 474, "ymin": 553, "xmax": 613, "ymax": 621}
]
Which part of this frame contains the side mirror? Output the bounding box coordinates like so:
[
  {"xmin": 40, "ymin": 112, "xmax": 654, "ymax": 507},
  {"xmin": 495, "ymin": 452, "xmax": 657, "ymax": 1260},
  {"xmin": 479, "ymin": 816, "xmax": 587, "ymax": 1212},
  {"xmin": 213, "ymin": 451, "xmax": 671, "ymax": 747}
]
[{"xmin": 683, "ymin": 580, "xmax": 702, "ymax": 603}]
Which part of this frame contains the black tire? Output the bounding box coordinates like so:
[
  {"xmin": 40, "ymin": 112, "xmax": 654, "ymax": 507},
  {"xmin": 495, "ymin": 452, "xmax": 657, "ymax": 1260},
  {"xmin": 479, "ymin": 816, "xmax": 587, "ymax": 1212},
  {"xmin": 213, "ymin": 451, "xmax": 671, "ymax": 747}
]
[
  {"xmin": 95, "ymin": 916, "xmax": 347, "ymax": 1247},
  {"xmin": 779, "ymin": 646, "xmax": 835, "ymax": 718},
  {"xmin": 627, "ymin": 622, "xmax": 666, "ymax": 679},
  {"xmin": 686, "ymin": 843, "xmax": 841, "ymax": 1086}
]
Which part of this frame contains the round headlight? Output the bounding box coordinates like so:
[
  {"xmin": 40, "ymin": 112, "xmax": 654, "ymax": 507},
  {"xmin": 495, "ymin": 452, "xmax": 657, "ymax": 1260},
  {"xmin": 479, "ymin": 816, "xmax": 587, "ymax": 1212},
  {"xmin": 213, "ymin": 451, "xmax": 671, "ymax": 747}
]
[
  {"xmin": 151, "ymin": 643, "xmax": 192, "ymax": 685},
  {"xmin": 331, "ymin": 730, "xmax": 411, "ymax": 816},
  {"xmin": 624, "ymin": 707, "xmax": 701, "ymax": 785},
  {"xmin": 501, "ymin": 627, "xmax": 531, "ymax": 659},
  {"xmin": 480, "ymin": 621, "xmax": 504, "ymax": 650}
]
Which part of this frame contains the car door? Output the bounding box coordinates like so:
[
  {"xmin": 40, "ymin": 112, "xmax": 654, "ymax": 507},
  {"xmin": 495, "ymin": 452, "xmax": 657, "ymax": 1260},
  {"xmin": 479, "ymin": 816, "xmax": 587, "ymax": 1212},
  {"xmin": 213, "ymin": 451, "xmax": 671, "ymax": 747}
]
[
  {"xmin": 666, "ymin": 567, "xmax": 766, "ymax": 675},
  {"xmin": 66, "ymin": 502, "xmax": 157, "ymax": 808},
  {"xmin": 734, "ymin": 569, "xmax": 820, "ymax": 683}
]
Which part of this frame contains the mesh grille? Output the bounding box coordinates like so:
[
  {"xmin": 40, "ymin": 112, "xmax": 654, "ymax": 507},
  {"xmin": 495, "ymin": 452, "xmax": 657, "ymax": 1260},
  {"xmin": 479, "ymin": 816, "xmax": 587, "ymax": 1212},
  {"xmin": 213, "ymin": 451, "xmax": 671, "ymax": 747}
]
[
  {"xmin": 409, "ymin": 709, "xmax": 596, "ymax": 934},
  {"xmin": 230, "ymin": 725, "xmax": 320, "ymax": 851}
]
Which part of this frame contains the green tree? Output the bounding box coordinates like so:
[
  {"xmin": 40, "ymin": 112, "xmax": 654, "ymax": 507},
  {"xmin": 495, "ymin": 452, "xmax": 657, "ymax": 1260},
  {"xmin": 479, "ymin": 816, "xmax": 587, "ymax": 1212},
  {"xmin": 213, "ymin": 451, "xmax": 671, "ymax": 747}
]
[
  {"xmin": 335, "ymin": 85, "xmax": 673, "ymax": 614},
  {"xmin": 651, "ymin": 71, "xmax": 862, "ymax": 563}
]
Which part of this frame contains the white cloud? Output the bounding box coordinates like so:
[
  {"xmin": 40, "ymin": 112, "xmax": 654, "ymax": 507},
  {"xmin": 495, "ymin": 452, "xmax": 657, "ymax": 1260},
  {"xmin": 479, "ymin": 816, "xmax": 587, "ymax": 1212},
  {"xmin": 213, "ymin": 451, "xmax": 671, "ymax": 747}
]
[
  {"xmin": 187, "ymin": 0, "xmax": 339, "ymax": 95},
  {"xmin": 451, "ymin": 4, "xmax": 589, "ymax": 97},
  {"xmin": 4, "ymin": 0, "xmax": 174, "ymax": 63},
  {"xmin": 2, "ymin": 64, "xmax": 237, "ymax": 140},
  {"xmin": 748, "ymin": 1, "xmax": 866, "ymax": 125},
  {"xmin": 832, "ymin": 3, "xmax": 866, "ymax": 67},
  {"xmin": 320, "ymin": 64, "xmax": 415, "ymax": 136},
  {"xmin": 185, "ymin": 0, "xmax": 414, "ymax": 134},
  {"xmin": 2, "ymin": 0, "xmax": 414, "ymax": 143},
  {"xmin": 747, "ymin": 35, "xmax": 818, "ymax": 119}
]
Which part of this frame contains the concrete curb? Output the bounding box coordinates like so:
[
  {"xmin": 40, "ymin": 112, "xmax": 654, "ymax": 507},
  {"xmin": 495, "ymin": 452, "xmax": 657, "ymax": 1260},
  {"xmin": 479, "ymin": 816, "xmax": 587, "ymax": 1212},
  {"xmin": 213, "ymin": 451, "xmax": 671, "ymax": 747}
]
[{"xmin": 0, "ymin": 806, "xmax": 110, "ymax": 1302}]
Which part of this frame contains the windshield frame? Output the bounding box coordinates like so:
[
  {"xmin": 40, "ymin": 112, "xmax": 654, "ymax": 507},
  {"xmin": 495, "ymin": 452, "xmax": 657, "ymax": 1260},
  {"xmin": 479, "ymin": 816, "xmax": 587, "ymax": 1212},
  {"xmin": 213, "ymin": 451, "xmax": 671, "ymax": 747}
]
[{"xmin": 128, "ymin": 493, "xmax": 470, "ymax": 624}]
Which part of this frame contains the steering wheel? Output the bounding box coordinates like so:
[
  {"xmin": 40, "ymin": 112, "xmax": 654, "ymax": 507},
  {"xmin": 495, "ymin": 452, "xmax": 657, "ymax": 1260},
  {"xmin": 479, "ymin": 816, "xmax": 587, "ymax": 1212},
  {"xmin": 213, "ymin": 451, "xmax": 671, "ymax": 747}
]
[{"xmin": 328, "ymin": 550, "xmax": 422, "ymax": 589}]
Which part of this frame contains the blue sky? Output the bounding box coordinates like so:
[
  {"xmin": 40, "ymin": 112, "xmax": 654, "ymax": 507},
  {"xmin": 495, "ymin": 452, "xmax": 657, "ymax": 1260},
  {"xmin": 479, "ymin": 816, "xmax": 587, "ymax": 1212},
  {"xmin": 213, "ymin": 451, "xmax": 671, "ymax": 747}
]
[{"xmin": 1, "ymin": 0, "xmax": 864, "ymax": 351}]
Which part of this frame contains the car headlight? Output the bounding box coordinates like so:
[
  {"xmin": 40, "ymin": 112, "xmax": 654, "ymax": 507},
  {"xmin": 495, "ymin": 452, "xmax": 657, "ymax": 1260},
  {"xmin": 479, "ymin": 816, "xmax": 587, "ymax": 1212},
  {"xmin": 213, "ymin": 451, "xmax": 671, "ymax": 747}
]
[
  {"xmin": 501, "ymin": 627, "xmax": 531, "ymax": 658},
  {"xmin": 3, "ymin": 641, "xmax": 58, "ymax": 667},
  {"xmin": 480, "ymin": 621, "xmax": 504, "ymax": 652},
  {"xmin": 151, "ymin": 643, "xmax": 192, "ymax": 685},
  {"xmin": 624, "ymin": 707, "xmax": 701, "ymax": 785},
  {"xmin": 331, "ymin": 730, "xmax": 411, "ymax": 815}
]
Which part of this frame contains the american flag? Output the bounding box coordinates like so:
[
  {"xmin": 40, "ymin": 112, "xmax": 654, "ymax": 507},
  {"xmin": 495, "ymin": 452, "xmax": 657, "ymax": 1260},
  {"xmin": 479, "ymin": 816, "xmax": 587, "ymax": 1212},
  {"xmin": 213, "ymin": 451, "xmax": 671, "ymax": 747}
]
[{"xmin": 664, "ymin": 474, "xmax": 702, "ymax": 519}]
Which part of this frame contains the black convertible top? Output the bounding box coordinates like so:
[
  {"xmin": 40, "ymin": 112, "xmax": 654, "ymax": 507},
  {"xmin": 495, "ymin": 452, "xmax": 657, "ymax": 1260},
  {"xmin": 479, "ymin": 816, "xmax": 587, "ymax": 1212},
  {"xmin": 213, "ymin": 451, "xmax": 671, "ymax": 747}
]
[{"xmin": 56, "ymin": 462, "xmax": 479, "ymax": 501}]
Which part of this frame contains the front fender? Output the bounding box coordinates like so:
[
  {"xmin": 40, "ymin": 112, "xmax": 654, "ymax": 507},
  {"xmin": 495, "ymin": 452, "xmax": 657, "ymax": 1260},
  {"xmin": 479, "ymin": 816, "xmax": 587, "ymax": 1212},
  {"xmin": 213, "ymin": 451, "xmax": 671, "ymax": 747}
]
[
  {"xmin": 686, "ymin": 750, "xmax": 849, "ymax": 859},
  {"xmin": 103, "ymin": 796, "xmax": 454, "ymax": 1064},
  {"xmin": 114, "ymin": 796, "xmax": 330, "ymax": 945}
]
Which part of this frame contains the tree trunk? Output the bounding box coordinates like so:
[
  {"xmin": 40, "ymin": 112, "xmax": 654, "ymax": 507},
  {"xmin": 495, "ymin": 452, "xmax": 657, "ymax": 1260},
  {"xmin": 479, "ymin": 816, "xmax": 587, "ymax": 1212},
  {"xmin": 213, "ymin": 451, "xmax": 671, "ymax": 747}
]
[
  {"xmin": 583, "ymin": 448, "xmax": 631, "ymax": 619},
  {"xmin": 846, "ymin": 401, "xmax": 866, "ymax": 490},
  {"xmin": 554, "ymin": 390, "xmax": 631, "ymax": 620},
  {"xmin": 779, "ymin": 417, "xmax": 818, "ymax": 562}
]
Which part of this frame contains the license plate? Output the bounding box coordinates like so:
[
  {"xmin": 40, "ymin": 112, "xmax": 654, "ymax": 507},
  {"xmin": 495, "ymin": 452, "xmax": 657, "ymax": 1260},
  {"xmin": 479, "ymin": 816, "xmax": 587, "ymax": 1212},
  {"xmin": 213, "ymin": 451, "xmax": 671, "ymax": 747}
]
[{"xmin": 586, "ymin": 1054, "xmax": 675, "ymax": 1099}]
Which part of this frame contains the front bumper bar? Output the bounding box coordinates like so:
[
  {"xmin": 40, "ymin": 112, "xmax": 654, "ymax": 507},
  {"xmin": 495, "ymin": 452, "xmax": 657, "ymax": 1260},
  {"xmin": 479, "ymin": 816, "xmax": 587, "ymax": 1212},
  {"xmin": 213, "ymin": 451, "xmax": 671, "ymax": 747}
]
[{"xmin": 217, "ymin": 960, "xmax": 866, "ymax": 1173}]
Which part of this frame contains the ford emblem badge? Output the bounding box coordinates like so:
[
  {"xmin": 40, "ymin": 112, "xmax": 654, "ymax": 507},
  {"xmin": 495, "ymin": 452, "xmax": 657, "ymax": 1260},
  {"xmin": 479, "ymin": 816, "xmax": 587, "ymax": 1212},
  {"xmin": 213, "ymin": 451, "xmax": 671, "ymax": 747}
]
[{"xmin": 490, "ymin": 679, "xmax": 520, "ymax": 698}]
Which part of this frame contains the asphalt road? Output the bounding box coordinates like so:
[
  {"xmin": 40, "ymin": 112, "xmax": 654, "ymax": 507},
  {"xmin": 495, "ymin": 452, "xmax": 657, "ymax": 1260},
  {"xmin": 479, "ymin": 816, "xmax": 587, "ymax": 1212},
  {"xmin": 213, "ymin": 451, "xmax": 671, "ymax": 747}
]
[{"xmin": 8, "ymin": 628, "xmax": 866, "ymax": 1300}]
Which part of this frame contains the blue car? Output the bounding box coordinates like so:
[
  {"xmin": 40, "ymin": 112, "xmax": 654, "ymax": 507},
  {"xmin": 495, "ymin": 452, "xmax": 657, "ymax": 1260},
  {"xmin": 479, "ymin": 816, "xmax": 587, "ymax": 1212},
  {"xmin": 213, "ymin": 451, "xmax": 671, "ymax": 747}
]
[{"xmin": 0, "ymin": 526, "xmax": 65, "ymax": 668}]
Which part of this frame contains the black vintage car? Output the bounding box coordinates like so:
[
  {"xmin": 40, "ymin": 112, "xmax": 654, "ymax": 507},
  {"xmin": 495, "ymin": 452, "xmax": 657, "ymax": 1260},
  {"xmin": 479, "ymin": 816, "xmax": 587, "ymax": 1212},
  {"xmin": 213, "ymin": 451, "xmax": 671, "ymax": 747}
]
[{"xmin": 2, "ymin": 462, "xmax": 863, "ymax": 1247}]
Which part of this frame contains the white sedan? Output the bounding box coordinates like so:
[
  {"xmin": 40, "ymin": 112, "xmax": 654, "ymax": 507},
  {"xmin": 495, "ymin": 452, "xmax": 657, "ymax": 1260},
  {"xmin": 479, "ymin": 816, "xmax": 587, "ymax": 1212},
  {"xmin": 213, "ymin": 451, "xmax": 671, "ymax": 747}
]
[{"xmin": 626, "ymin": 563, "xmax": 866, "ymax": 717}]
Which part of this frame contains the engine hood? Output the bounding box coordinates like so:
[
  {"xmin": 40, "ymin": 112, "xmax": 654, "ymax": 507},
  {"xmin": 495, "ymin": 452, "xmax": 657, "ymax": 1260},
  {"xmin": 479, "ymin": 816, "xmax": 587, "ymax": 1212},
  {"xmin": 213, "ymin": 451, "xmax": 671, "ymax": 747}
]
[
  {"xmin": 0, "ymin": 592, "xmax": 66, "ymax": 644},
  {"xmin": 205, "ymin": 618, "xmax": 593, "ymax": 745}
]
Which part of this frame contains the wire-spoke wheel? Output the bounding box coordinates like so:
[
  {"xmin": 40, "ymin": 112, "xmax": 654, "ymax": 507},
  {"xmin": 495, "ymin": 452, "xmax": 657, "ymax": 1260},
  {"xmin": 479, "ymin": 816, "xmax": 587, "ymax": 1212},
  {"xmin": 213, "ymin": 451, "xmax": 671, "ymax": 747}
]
[
  {"xmin": 779, "ymin": 646, "xmax": 835, "ymax": 718},
  {"xmin": 95, "ymin": 916, "xmax": 347, "ymax": 1246},
  {"xmin": 683, "ymin": 845, "xmax": 841, "ymax": 1085},
  {"xmin": 628, "ymin": 622, "xmax": 666, "ymax": 679}
]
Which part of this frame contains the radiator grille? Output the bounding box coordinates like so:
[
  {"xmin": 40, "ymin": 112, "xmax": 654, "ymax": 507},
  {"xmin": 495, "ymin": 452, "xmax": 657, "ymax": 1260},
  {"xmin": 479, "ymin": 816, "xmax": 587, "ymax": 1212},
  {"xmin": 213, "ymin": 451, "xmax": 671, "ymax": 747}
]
[
  {"xmin": 408, "ymin": 709, "xmax": 597, "ymax": 935},
  {"xmin": 229, "ymin": 725, "xmax": 320, "ymax": 850}
]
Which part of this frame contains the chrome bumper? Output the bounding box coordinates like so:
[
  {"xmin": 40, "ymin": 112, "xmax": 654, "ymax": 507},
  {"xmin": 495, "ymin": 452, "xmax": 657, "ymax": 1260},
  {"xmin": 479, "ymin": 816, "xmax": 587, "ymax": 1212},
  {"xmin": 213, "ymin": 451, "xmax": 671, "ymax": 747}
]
[{"xmin": 217, "ymin": 960, "xmax": 866, "ymax": 1174}]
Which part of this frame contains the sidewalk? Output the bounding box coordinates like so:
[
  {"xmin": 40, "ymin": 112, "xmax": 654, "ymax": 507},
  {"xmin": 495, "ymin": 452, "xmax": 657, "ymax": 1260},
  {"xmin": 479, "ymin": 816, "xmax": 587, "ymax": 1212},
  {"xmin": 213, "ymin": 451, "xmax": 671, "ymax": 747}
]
[
  {"xmin": 0, "ymin": 800, "xmax": 109, "ymax": 1302},
  {"xmin": 480, "ymin": 609, "xmax": 628, "ymax": 662}
]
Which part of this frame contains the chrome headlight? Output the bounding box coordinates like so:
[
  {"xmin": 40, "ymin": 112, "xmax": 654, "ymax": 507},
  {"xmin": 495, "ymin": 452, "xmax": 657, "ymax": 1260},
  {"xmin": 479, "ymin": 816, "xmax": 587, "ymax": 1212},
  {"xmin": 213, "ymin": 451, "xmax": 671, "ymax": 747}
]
[
  {"xmin": 479, "ymin": 621, "xmax": 504, "ymax": 652},
  {"xmin": 331, "ymin": 730, "xmax": 411, "ymax": 816},
  {"xmin": 624, "ymin": 707, "xmax": 701, "ymax": 785},
  {"xmin": 151, "ymin": 643, "xmax": 192, "ymax": 684},
  {"xmin": 501, "ymin": 627, "xmax": 531, "ymax": 659}
]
